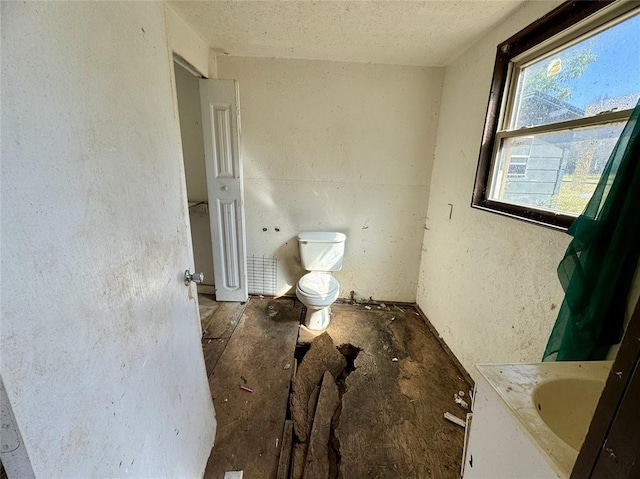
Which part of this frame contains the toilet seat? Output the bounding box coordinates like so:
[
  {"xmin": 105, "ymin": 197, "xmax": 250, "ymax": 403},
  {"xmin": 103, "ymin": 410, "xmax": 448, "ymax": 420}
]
[
  {"xmin": 298, "ymin": 272, "xmax": 339, "ymax": 298},
  {"xmin": 296, "ymin": 272, "xmax": 340, "ymax": 330}
]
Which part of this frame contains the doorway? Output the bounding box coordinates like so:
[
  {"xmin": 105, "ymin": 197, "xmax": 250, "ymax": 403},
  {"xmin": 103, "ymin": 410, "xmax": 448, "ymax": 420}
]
[
  {"xmin": 172, "ymin": 55, "xmax": 249, "ymax": 302},
  {"xmin": 174, "ymin": 59, "xmax": 216, "ymax": 295}
]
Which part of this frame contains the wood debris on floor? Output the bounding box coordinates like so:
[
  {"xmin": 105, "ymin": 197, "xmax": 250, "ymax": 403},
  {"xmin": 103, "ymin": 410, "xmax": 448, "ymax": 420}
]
[
  {"xmin": 288, "ymin": 302, "xmax": 471, "ymax": 479},
  {"xmin": 276, "ymin": 420, "xmax": 294, "ymax": 479},
  {"xmin": 199, "ymin": 295, "xmax": 472, "ymax": 479},
  {"xmin": 291, "ymin": 333, "xmax": 345, "ymax": 442},
  {"xmin": 288, "ymin": 333, "xmax": 347, "ymax": 479}
]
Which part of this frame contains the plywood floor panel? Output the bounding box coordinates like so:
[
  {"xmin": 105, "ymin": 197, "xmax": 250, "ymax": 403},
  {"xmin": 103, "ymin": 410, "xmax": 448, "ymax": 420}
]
[
  {"xmin": 204, "ymin": 297, "xmax": 301, "ymax": 479},
  {"xmin": 202, "ymin": 338, "xmax": 228, "ymax": 377},
  {"xmin": 202, "ymin": 298, "xmax": 471, "ymax": 479},
  {"xmin": 199, "ymin": 294, "xmax": 221, "ymax": 332},
  {"xmin": 325, "ymin": 303, "xmax": 471, "ymax": 479},
  {"xmin": 202, "ymin": 301, "xmax": 247, "ymax": 339}
]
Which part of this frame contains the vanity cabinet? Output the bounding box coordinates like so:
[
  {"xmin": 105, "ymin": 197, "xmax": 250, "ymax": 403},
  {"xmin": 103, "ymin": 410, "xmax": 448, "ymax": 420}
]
[{"xmin": 462, "ymin": 379, "xmax": 559, "ymax": 478}]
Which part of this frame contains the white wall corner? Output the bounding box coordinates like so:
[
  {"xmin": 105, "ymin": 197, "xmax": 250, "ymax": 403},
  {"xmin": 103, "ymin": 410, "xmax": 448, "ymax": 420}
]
[
  {"xmin": 217, "ymin": 57, "xmax": 443, "ymax": 302},
  {"xmin": 208, "ymin": 49, "xmax": 218, "ymax": 79},
  {"xmin": 415, "ymin": 0, "xmax": 569, "ymax": 379},
  {"xmin": 164, "ymin": 4, "xmax": 210, "ymax": 77}
]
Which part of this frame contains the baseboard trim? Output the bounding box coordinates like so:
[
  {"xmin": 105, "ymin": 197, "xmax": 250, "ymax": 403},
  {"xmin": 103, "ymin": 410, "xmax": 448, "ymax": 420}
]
[
  {"xmin": 414, "ymin": 304, "xmax": 475, "ymax": 387},
  {"xmin": 258, "ymin": 293, "xmax": 475, "ymax": 386}
]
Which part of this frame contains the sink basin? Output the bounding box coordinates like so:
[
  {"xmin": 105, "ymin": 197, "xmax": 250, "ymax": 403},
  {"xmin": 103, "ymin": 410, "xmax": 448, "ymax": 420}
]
[
  {"xmin": 533, "ymin": 378, "xmax": 606, "ymax": 451},
  {"xmin": 475, "ymin": 361, "xmax": 612, "ymax": 478}
]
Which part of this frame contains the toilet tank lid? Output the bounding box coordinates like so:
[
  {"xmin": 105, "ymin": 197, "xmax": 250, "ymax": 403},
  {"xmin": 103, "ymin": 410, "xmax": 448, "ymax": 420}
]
[{"xmin": 298, "ymin": 232, "xmax": 346, "ymax": 243}]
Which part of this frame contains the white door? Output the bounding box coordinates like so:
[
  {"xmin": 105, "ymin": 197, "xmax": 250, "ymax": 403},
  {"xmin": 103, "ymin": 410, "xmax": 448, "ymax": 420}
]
[
  {"xmin": 200, "ymin": 79, "xmax": 249, "ymax": 302},
  {"xmin": 1, "ymin": 3, "xmax": 215, "ymax": 477}
]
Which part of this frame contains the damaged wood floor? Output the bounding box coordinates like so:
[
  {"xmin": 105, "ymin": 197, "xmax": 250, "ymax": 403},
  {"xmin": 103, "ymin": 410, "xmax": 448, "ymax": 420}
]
[{"xmin": 198, "ymin": 295, "xmax": 472, "ymax": 479}]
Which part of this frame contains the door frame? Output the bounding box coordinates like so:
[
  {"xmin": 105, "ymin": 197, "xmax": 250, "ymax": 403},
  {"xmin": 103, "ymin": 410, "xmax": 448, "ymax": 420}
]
[
  {"xmin": 170, "ymin": 53, "xmax": 248, "ymax": 301},
  {"xmin": 572, "ymin": 296, "xmax": 640, "ymax": 478}
]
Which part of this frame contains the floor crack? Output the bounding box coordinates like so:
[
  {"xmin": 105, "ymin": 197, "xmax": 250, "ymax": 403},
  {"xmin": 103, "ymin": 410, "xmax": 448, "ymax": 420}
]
[{"xmin": 330, "ymin": 344, "xmax": 361, "ymax": 479}]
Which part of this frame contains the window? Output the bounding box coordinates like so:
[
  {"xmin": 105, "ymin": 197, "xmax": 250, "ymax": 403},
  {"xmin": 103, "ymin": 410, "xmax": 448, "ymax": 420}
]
[
  {"xmin": 472, "ymin": 1, "xmax": 640, "ymax": 229},
  {"xmin": 507, "ymin": 154, "xmax": 528, "ymax": 178}
]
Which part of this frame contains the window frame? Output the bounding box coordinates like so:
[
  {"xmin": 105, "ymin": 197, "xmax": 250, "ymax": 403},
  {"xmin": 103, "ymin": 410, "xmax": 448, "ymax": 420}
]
[{"xmin": 472, "ymin": 0, "xmax": 638, "ymax": 230}]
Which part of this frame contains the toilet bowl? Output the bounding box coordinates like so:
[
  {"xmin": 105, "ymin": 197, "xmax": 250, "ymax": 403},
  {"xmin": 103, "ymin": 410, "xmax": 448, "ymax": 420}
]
[
  {"xmin": 296, "ymin": 272, "xmax": 340, "ymax": 330},
  {"xmin": 296, "ymin": 232, "xmax": 346, "ymax": 330}
]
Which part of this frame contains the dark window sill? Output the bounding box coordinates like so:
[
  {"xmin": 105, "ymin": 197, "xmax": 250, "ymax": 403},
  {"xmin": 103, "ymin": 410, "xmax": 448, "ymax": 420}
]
[{"xmin": 471, "ymin": 199, "xmax": 575, "ymax": 231}]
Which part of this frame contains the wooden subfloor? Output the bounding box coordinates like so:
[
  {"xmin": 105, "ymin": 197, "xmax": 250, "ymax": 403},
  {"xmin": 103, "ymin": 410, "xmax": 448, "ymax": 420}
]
[
  {"xmin": 324, "ymin": 304, "xmax": 470, "ymax": 478},
  {"xmin": 198, "ymin": 296, "xmax": 471, "ymax": 479}
]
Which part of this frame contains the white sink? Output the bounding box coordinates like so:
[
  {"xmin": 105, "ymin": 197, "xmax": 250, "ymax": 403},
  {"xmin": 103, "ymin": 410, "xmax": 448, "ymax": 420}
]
[
  {"xmin": 533, "ymin": 378, "xmax": 606, "ymax": 451},
  {"xmin": 475, "ymin": 361, "xmax": 611, "ymax": 478}
]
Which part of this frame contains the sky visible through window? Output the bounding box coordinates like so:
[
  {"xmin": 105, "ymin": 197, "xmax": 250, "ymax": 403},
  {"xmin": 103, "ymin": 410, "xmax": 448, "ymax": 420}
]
[
  {"xmin": 495, "ymin": 10, "xmax": 639, "ymax": 218},
  {"xmin": 515, "ymin": 11, "xmax": 640, "ymax": 129},
  {"xmin": 569, "ymin": 12, "xmax": 640, "ymax": 110}
]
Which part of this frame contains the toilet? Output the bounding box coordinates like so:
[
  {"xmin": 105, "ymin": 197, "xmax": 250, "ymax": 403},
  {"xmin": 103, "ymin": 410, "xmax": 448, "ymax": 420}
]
[{"xmin": 295, "ymin": 232, "xmax": 346, "ymax": 330}]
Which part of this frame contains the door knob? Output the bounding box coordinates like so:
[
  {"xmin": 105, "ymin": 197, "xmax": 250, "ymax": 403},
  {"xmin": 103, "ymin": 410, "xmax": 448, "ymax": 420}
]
[
  {"xmin": 222, "ymin": 185, "xmax": 229, "ymax": 191},
  {"xmin": 184, "ymin": 270, "xmax": 204, "ymax": 285}
]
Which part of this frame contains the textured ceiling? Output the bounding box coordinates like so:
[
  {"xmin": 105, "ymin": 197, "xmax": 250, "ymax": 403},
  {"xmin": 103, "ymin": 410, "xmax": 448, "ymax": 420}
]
[{"xmin": 168, "ymin": 0, "xmax": 529, "ymax": 67}]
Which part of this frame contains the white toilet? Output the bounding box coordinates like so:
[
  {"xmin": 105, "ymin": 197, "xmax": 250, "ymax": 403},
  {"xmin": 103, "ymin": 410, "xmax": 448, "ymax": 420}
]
[{"xmin": 296, "ymin": 232, "xmax": 346, "ymax": 330}]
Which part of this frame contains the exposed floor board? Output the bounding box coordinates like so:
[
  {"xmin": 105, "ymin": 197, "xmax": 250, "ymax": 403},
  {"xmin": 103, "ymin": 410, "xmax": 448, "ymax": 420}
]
[
  {"xmin": 199, "ymin": 294, "xmax": 246, "ymax": 378},
  {"xmin": 204, "ymin": 297, "xmax": 301, "ymax": 479},
  {"xmin": 199, "ymin": 294, "xmax": 221, "ymax": 331},
  {"xmin": 303, "ymin": 371, "xmax": 339, "ymax": 479},
  {"xmin": 322, "ymin": 303, "xmax": 471, "ymax": 479},
  {"xmin": 276, "ymin": 420, "xmax": 294, "ymax": 479},
  {"xmin": 202, "ymin": 338, "xmax": 228, "ymax": 377},
  {"xmin": 202, "ymin": 298, "xmax": 471, "ymax": 479},
  {"xmin": 202, "ymin": 301, "xmax": 247, "ymax": 339}
]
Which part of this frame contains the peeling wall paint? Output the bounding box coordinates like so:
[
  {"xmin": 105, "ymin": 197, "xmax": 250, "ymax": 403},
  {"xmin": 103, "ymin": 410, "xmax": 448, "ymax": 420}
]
[
  {"xmin": 218, "ymin": 57, "xmax": 444, "ymax": 302},
  {"xmin": 416, "ymin": 1, "xmax": 571, "ymax": 379}
]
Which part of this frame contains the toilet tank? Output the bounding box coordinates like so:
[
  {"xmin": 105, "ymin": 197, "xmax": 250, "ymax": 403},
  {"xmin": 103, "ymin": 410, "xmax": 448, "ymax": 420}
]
[{"xmin": 298, "ymin": 232, "xmax": 346, "ymax": 272}]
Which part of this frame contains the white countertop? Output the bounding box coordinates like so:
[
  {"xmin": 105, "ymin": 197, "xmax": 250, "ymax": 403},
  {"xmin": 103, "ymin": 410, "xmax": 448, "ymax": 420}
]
[{"xmin": 475, "ymin": 361, "xmax": 612, "ymax": 478}]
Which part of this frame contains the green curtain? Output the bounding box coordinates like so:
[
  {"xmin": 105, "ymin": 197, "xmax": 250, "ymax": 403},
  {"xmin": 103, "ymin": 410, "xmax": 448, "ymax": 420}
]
[{"xmin": 543, "ymin": 99, "xmax": 640, "ymax": 361}]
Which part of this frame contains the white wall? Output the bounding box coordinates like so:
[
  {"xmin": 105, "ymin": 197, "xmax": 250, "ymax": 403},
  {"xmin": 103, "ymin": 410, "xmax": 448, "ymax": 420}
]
[
  {"xmin": 416, "ymin": 1, "xmax": 568, "ymax": 379},
  {"xmin": 187, "ymin": 204, "xmax": 216, "ymax": 291},
  {"xmin": 175, "ymin": 63, "xmax": 208, "ymax": 202},
  {"xmin": 174, "ymin": 63, "xmax": 215, "ymax": 289},
  {"xmin": 164, "ymin": 4, "xmax": 211, "ymax": 78},
  {"xmin": 1, "ymin": 2, "xmax": 215, "ymax": 476},
  {"xmin": 218, "ymin": 57, "xmax": 444, "ymax": 301}
]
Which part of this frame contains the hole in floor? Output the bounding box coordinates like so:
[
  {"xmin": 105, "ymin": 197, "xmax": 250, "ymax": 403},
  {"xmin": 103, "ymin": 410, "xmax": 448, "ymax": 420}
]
[
  {"xmin": 288, "ymin": 341, "xmax": 362, "ymax": 479},
  {"xmin": 330, "ymin": 344, "xmax": 360, "ymax": 478},
  {"xmin": 294, "ymin": 343, "xmax": 311, "ymax": 363},
  {"xmin": 337, "ymin": 343, "xmax": 361, "ymax": 376}
]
